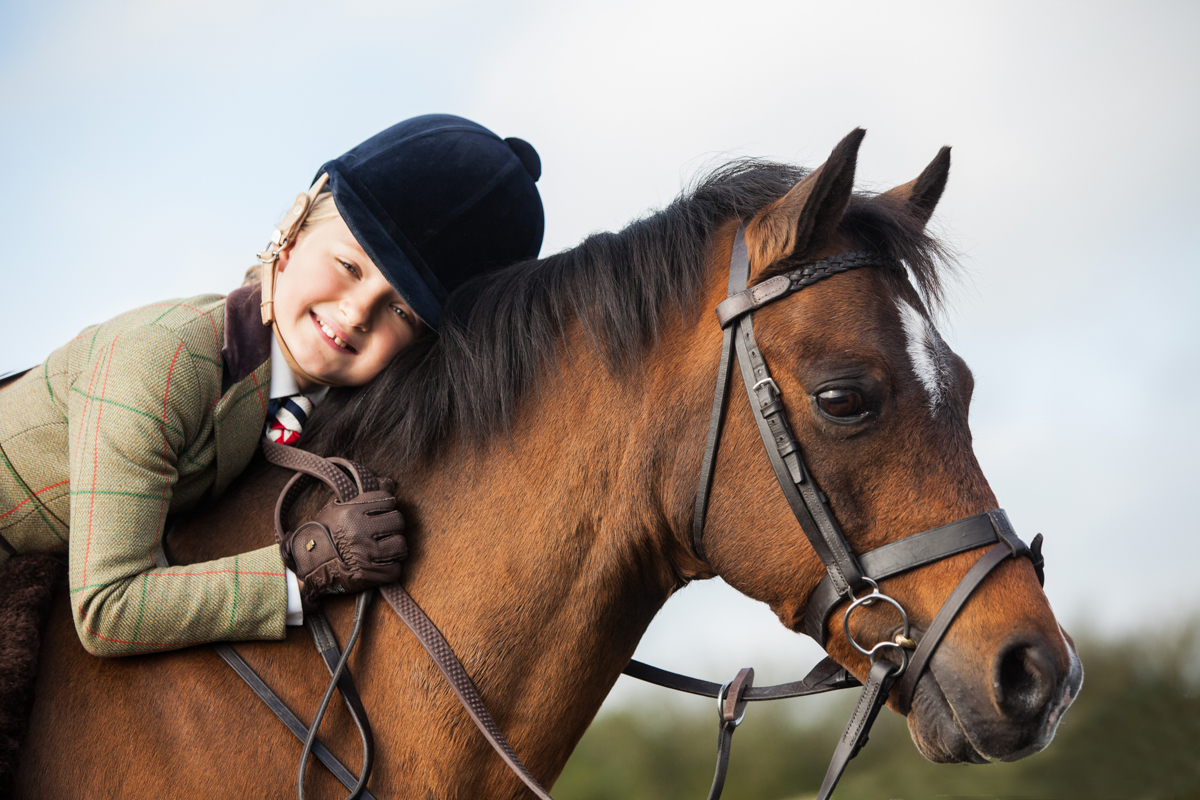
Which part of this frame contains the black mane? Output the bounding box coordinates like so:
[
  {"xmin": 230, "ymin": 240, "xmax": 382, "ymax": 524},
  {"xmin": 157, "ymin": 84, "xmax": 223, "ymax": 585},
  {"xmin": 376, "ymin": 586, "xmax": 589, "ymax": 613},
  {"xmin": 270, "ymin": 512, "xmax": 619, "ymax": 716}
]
[{"xmin": 302, "ymin": 160, "xmax": 949, "ymax": 465}]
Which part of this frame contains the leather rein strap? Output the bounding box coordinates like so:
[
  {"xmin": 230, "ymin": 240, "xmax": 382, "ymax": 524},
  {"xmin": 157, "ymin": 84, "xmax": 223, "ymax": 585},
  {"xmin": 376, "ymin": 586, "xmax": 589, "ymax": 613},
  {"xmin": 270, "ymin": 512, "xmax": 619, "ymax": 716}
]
[
  {"xmin": 152, "ymin": 567, "xmax": 377, "ymax": 799},
  {"xmin": 261, "ymin": 440, "xmax": 561, "ymax": 800}
]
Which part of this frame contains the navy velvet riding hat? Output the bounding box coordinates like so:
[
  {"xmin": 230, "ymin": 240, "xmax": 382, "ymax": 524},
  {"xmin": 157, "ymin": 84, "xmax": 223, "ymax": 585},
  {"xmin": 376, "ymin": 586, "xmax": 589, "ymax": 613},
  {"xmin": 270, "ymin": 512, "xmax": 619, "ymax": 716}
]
[{"xmin": 316, "ymin": 114, "xmax": 544, "ymax": 330}]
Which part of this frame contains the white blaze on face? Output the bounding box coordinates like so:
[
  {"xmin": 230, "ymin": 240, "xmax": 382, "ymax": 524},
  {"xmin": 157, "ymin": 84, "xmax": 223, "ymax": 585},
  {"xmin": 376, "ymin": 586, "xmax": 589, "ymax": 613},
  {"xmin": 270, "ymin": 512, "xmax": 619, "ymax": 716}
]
[{"xmin": 897, "ymin": 298, "xmax": 953, "ymax": 414}]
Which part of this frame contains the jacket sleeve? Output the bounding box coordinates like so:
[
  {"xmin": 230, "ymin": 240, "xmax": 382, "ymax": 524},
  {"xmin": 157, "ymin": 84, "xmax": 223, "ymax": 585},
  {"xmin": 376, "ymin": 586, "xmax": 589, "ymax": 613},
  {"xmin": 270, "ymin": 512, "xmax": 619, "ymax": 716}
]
[{"xmin": 66, "ymin": 324, "xmax": 288, "ymax": 656}]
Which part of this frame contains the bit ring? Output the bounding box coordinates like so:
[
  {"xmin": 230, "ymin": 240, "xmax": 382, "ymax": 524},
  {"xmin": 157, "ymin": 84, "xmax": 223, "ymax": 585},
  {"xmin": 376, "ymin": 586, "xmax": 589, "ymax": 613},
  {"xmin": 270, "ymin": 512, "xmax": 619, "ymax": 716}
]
[{"xmin": 843, "ymin": 580, "xmax": 912, "ymax": 666}]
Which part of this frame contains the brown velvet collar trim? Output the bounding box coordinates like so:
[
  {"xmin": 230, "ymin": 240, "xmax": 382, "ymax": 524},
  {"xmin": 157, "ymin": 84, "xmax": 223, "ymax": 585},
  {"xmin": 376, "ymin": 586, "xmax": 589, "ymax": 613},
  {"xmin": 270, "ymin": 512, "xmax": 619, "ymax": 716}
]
[{"xmin": 222, "ymin": 284, "xmax": 272, "ymax": 383}]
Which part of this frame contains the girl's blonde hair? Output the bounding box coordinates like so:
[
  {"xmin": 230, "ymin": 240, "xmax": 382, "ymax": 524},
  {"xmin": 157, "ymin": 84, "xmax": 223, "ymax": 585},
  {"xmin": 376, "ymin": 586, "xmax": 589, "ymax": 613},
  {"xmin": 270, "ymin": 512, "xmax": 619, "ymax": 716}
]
[
  {"xmin": 243, "ymin": 190, "xmax": 342, "ymax": 286},
  {"xmin": 298, "ymin": 191, "xmax": 341, "ymax": 234}
]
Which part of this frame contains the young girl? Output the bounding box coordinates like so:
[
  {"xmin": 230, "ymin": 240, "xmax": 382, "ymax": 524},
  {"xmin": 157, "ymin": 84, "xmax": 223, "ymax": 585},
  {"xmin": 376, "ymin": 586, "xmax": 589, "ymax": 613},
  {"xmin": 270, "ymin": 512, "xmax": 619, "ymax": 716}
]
[{"xmin": 0, "ymin": 114, "xmax": 545, "ymax": 656}]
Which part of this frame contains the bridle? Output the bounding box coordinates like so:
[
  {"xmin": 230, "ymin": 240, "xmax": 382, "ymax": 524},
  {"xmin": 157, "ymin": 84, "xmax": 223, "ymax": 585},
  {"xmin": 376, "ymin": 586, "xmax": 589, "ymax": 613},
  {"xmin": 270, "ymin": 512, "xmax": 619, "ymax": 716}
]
[
  {"xmin": 191, "ymin": 225, "xmax": 1046, "ymax": 800},
  {"xmin": 677, "ymin": 225, "xmax": 1046, "ymax": 797}
]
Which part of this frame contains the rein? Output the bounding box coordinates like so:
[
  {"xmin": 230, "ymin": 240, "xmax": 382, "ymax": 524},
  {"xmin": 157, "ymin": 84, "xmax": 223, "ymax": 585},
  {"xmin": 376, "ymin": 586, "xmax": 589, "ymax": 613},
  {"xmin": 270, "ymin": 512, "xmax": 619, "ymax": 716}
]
[{"xmin": 203, "ymin": 226, "xmax": 1046, "ymax": 799}]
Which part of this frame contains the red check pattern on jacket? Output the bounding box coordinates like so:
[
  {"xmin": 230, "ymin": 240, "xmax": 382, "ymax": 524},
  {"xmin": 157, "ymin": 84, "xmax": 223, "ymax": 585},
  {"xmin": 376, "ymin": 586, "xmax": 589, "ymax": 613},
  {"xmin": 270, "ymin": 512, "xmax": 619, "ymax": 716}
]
[{"xmin": 0, "ymin": 295, "xmax": 288, "ymax": 656}]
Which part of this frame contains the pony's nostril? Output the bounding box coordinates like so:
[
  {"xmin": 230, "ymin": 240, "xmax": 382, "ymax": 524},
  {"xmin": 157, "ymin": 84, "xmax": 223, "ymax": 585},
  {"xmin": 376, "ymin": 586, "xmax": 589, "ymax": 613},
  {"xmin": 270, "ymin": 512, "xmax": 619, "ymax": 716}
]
[{"xmin": 993, "ymin": 642, "xmax": 1057, "ymax": 721}]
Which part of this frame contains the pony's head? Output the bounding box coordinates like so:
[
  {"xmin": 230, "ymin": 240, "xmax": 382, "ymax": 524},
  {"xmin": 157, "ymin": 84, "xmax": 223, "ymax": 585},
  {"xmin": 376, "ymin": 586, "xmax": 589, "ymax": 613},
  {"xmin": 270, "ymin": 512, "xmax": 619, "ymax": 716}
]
[{"xmin": 679, "ymin": 129, "xmax": 1081, "ymax": 763}]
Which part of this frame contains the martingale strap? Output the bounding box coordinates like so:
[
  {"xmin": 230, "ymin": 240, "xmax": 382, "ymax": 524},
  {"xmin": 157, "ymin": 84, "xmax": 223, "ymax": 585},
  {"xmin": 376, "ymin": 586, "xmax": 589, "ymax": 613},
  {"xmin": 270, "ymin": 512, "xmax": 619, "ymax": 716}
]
[
  {"xmin": 622, "ymin": 658, "xmax": 864, "ymax": 800},
  {"xmin": 299, "ymin": 603, "xmax": 375, "ymax": 800},
  {"xmin": 211, "ymin": 640, "xmax": 377, "ymax": 798},
  {"xmin": 706, "ymin": 667, "xmax": 754, "ymax": 800}
]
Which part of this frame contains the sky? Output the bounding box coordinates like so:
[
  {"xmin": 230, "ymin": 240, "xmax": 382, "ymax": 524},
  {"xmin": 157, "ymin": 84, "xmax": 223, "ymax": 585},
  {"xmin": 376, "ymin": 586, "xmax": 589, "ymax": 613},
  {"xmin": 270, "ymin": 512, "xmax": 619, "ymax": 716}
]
[{"xmin": 2, "ymin": 0, "xmax": 1197, "ymax": 709}]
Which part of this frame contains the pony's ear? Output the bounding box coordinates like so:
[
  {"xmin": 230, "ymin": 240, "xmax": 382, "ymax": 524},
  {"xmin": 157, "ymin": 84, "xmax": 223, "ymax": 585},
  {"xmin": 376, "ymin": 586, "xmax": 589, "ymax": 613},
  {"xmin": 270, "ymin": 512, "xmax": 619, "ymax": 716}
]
[
  {"xmin": 882, "ymin": 146, "xmax": 951, "ymax": 228},
  {"xmin": 744, "ymin": 128, "xmax": 864, "ymax": 275}
]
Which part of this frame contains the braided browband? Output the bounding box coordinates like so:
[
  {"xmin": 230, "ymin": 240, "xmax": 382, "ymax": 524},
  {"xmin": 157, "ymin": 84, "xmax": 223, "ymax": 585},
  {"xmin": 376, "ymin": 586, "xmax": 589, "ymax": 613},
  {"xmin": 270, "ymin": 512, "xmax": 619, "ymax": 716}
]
[{"xmin": 715, "ymin": 251, "xmax": 903, "ymax": 329}]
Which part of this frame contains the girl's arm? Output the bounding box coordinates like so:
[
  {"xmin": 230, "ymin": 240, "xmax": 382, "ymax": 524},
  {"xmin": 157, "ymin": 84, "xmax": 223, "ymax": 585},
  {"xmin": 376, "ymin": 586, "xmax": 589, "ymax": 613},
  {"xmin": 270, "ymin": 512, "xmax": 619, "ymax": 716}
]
[{"xmin": 66, "ymin": 323, "xmax": 288, "ymax": 657}]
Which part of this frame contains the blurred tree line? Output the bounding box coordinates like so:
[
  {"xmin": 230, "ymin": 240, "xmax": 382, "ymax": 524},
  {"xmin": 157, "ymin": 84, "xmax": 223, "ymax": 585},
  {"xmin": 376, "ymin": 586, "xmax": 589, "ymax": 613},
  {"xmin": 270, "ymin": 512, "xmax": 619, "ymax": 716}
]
[{"xmin": 555, "ymin": 619, "xmax": 1200, "ymax": 800}]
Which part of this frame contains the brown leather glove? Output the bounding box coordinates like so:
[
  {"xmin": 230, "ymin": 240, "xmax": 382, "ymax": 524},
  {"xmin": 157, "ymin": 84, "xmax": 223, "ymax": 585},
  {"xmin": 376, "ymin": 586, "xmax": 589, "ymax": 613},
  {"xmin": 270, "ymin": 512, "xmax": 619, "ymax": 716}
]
[{"xmin": 281, "ymin": 488, "xmax": 407, "ymax": 612}]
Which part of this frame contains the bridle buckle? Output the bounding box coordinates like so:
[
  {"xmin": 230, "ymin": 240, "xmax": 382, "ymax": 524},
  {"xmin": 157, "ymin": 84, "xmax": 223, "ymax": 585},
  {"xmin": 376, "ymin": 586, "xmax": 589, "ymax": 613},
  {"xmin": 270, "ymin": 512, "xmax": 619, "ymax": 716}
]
[{"xmin": 751, "ymin": 376, "xmax": 779, "ymax": 395}]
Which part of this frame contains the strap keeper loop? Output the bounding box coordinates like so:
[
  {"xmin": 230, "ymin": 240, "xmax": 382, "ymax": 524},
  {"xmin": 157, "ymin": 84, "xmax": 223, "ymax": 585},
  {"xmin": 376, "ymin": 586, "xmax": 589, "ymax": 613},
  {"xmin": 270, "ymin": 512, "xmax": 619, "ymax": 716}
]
[
  {"xmin": 761, "ymin": 398, "xmax": 786, "ymax": 417},
  {"xmin": 987, "ymin": 509, "xmax": 1023, "ymax": 557},
  {"xmin": 782, "ymin": 452, "xmax": 805, "ymax": 485},
  {"xmin": 1029, "ymin": 533, "xmax": 1046, "ymax": 586}
]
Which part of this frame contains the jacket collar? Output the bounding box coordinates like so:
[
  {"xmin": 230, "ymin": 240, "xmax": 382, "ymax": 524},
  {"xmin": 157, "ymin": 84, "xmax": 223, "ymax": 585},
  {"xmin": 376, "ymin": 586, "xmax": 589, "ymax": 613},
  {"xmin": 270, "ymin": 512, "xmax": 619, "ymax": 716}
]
[{"xmin": 222, "ymin": 284, "xmax": 272, "ymax": 383}]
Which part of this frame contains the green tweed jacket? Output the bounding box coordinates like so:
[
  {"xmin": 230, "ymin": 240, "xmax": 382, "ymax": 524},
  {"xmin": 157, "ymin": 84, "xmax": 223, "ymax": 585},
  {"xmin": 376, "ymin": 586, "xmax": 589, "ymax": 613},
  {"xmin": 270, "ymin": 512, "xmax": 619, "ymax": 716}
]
[{"xmin": 0, "ymin": 285, "xmax": 288, "ymax": 656}]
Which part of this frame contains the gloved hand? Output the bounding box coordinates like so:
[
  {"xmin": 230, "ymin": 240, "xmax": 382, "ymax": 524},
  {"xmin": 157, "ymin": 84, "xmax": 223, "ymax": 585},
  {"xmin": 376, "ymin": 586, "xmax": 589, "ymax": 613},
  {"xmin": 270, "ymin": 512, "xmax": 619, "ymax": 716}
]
[{"xmin": 280, "ymin": 487, "xmax": 407, "ymax": 612}]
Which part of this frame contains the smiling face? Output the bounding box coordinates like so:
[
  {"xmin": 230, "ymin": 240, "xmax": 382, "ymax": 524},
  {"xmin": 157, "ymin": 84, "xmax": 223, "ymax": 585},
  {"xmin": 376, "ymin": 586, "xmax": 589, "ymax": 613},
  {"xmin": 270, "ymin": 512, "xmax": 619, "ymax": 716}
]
[{"xmin": 271, "ymin": 214, "xmax": 422, "ymax": 390}]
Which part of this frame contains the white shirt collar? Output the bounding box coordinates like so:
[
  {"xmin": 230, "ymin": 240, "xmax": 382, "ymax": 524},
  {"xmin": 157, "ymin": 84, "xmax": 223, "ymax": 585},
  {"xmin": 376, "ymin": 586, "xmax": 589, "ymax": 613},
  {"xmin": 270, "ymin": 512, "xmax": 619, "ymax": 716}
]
[{"xmin": 269, "ymin": 335, "xmax": 329, "ymax": 405}]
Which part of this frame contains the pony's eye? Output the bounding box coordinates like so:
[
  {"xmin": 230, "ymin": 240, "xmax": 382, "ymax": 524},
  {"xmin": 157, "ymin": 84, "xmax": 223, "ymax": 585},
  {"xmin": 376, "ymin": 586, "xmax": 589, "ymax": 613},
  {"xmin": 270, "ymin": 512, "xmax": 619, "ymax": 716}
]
[{"xmin": 817, "ymin": 388, "xmax": 864, "ymax": 418}]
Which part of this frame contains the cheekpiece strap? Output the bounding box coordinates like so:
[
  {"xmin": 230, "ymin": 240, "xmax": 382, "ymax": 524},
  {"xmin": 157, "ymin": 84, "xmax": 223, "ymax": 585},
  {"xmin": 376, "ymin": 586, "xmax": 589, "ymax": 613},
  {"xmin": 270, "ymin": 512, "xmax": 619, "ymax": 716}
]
[
  {"xmin": 693, "ymin": 227, "xmax": 873, "ymax": 595},
  {"xmin": 732, "ymin": 313, "xmax": 865, "ymax": 594}
]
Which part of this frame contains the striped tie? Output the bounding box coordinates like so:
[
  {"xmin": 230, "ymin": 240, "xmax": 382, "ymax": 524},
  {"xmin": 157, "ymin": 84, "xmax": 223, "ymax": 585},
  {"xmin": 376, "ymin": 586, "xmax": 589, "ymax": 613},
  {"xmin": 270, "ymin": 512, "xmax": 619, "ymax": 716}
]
[{"xmin": 265, "ymin": 395, "xmax": 314, "ymax": 446}]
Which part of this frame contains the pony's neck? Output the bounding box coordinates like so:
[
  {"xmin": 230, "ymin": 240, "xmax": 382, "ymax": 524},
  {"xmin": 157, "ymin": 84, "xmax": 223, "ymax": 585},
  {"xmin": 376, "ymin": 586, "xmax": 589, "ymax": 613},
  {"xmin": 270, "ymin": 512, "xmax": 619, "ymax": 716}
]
[{"xmin": 376, "ymin": 334, "xmax": 692, "ymax": 791}]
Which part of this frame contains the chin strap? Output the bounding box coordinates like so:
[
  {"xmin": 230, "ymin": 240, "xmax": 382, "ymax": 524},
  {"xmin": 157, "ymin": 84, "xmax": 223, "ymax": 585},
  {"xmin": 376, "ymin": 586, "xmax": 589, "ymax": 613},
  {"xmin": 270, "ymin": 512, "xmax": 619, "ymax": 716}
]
[
  {"xmin": 259, "ymin": 173, "xmax": 334, "ymax": 388},
  {"xmin": 272, "ymin": 323, "xmax": 333, "ymax": 389}
]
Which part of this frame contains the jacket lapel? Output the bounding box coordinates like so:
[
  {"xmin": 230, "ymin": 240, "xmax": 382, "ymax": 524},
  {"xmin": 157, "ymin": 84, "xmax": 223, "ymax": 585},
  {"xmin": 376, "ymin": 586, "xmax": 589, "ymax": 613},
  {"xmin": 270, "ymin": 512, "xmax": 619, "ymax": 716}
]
[{"xmin": 213, "ymin": 285, "xmax": 272, "ymax": 497}]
